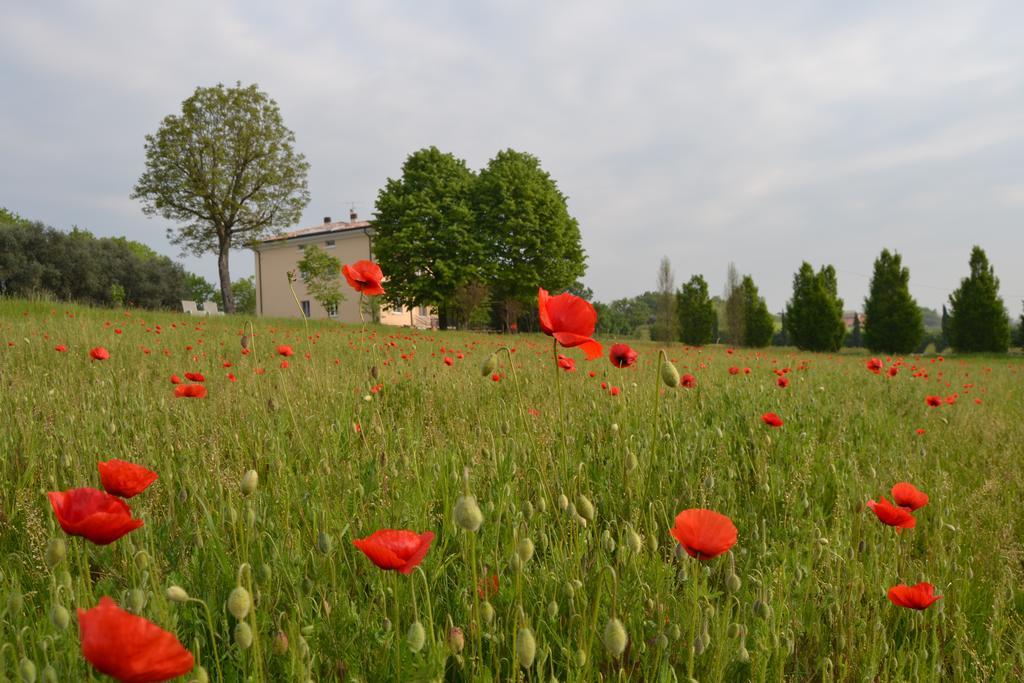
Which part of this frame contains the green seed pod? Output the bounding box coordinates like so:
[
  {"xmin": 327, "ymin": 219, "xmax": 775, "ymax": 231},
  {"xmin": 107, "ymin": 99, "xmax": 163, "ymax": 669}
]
[
  {"xmin": 41, "ymin": 664, "xmax": 57, "ymax": 683},
  {"xmin": 536, "ymin": 496, "xmax": 547, "ymax": 514},
  {"xmin": 547, "ymin": 600, "xmax": 559, "ymax": 618},
  {"xmin": 228, "ymin": 586, "xmax": 252, "ymax": 620},
  {"xmin": 602, "ymin": 529, "xmax": 616, "ymax": 553},
  {"xmin": 523, "ymin": 501, "xmax": 534, "ymax": 520},
  {"xmin": 45, "ymin": 538, "xmax": 66, "ymax": 568},
  {"xmin": 273, "ymin": 630, "xmax": 289, "ymax": 655},
  {"xmin": 480, "ymin": 353, "xmax": 499, "ymax": 377},
  {"xmin": 406, "ymin": 620, "xmax": 426, "ymax": 653},
  {"xmin": 737, "ymin": 644, "xmax": 751, "ymax": 664},
  {"xmin": 557, "ymin": 494, "xmax": 569, "ymax": 511},
  {"xmin": 245, "ymin": 506, "xmax": 257, "ymax": 528},
  {"xmin": 448, "ymin": 626, "xmax": 465, "ymax": 654},
  {"xmin": 603, "ymin": 617, "xmax": 628, "ymax": 657},
  {"xmin": 626, "ymin": 527, "xmax": 643, "ymax": 554},
  {"xmin": 693, "ymin": 633, "xmax": 706, "ymax": 655},
  {"xmin": 670, "ymin": 623, "xmax": 682, "ymax": 641},
  {"xmin": 234, "ymin": 621, "xmax": 253, "ymax": 649},
  {"xmin": 19, "ymin": 657, "xmax": 36, "ymax": 683},
  {"xmin": 576, "ymin": 495, "xmax": 595, "ymax": 522},
  {"xmin": 516, "ymin": 537, "xmax": 535, "ymax": 564},
  {"xmin": 702, "ymin": 474, "xmax": 715, "ymax": 490},
  {"xmin": 50, "ymin": 603, "xmax": 70, "ymax": 630},
  {"xmin": 753, "ymin": 600, "xmax": 772, "ymax": 620},
  {"xmin": 59, "ymin": 570, "xmax": 72, "ymax": 592},
  {"xmin": 258, "ymin": 564, "xmax": 273, "ymax": 584},
  {"xmin": 727, "ymin": 623, "xmax": 740, "ymax": 638},
  {"xmin": 453, "ymin": 495, "xmax": 484, "ymax": 532},
  {"xmin": 661, "ymin": 360, "xmax": 680, "ymax": 388},
  {"xmin": 317, "ymin": 531, "xmax": 333, "ymax": 555},
  {"xmin": 7, "ymin": 588, "xmax": 23, "ymax": 616},
  {"xmin": 166, "ymin": 585, "xmax": 190, "ymax": 603},
  {"xmin": 563, "ymin": 582, "xmax": 575, "ymax": 600},
  {"xmin": 193, "ymin": 665, "xmax": 210, "ymax": 683},
  {"xmin": 516, "ymin": 627, "xmax": 536, "ymax": 668},
  {"xmin": 509, "ymin": 553, "xmax": 522, "ymax": 572},
  {"xmin": 726, "ymin": 574, "xmax": 742, "ymax": 593},
  {"xmin": 480, "ymin": 601, "xmax": 495, "ymax": 625},
  {"xmin": 656, "ymin": 633, "xmax": 669, "ymax": 649},
  {"xmin": 647, "ymin": 528, "xmax": 659, "ymax": 554},
  {"xmin": 625, "ymin": 450, "xmax": 638, "ymax": 471},
  {"xmin": 128, "ymin": 588, "xmax": 146, "ymax": 613},
  {"xmin": 240, "ymin": 469, "xmax": 259, "ymax": 497},
  {"xmin": 575, "ymin": 648, "xmax": 587, "ymax": 667}
]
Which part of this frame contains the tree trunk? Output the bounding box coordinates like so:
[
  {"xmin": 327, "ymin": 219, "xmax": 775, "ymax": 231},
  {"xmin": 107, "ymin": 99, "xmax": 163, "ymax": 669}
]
[{"xmin": 218, "ymin": 240, "xmax": 235, "ymax": 314}]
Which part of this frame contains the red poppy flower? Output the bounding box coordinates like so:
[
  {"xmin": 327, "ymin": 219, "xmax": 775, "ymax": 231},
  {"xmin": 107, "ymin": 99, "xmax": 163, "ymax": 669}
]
[
  {"xmin": 610, "ymin": 386, "xmax": 621, "ymax": 396},
  {"xmin": 90, "ymin": 347, "xmax": 110, "ymax": 361},
  {"xmin": 477, "ymin": 573, "xmax": 499, "ymax": 600},
  {"xmin": 915, "ymin": 428, "xmax": 926, "ymax": 435},
  {"xmin": 169, "ymin": 374, "xmax": 181, "ymax": 384},
  {"xmin": 55, "ymin": 344, "xmax": 68, "ymax": 352},
  {"xmin": 609, "ymin": 343, "xmax": 638, "ymax": 368},
  {"xmin": 891, "ymin": 482, "xmax": 928, "ymax": 511},
  {"xmin": 537, "ymin": 288, "xmax": 602, "ymax": 360},
  {"xmin": 98, "ymin": 459, "xmax": 158, "ymax": 498},
  {"xmin": 671, "ymin": 508, "xmax": 737, "ymax": 560},
  {"xmin": 867, "ymin": 358, "xmax": 883, "ymax": 374},
  {"xmin": 866, "ymin": 497, "xmax": 916, "ymax": 529},
  {"xmin": 183, "ymin": 372, "xmax": 205, "ymax": 382},
  {"xmin": 352, "ymin": 529, "xmax": 434, "ymax": 574},
  {"xmin": 277, "ymin": 345, "xmax": 294, "ymax": 357},
  {"xmin": 680, "ymin": 374, "xmax": 697, "ymax": 388},
  {"xmin": 887, "ymin": 582, "xmax": 942, "ymax": 610},
  {"xmin": 444, "ymin": 357, "xmax": 454, "ymax": 366},
  {"xmin": 47, "ymin": 488, "xmax": 144, "ymax": 545},
  {"xmin": 342, "ymin": 260, "xmax": 386, "ymax": 296},
  {"xmin": 173, "ymin": 384, "xmax": 207, "ymax": 399},
  {"xmin": 925, "ymin": 395, "xmax": 942, "ymax": 407},
  {"xmin": 557, "ymin": 354, "xmax": 576, "ymax": 372},
  {"xmin": 280, "ymin": 360, "xmax": 289, "ymax": 369},
  {"xmin": 227, "ymin": 373, "xmax": 237, "ymax": 382},
  {"xmin": 888, "ymin": 365, "xmax": 899, "ymax": 377},
  {"xmin": 761, "ymin": 412, "xmax": 783, "ymax": 427},
  {"xmin": 728, "ymin": 366, "xmax": 740, "ymax": 375},
  {"xmin": 78, "ymin": 596, "xmax": 194, "ymax": 682},
  {"xmin": 777, "ymin": 377, "xmax": 789, "ymax": 388}
]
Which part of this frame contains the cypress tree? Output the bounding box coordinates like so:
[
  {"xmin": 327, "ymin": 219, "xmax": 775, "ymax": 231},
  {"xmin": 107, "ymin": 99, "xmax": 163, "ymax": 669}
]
[
  {"xmin": 947, "ymin": 246, "xmax": 1010, "ymax": 352},
  {"xmin": 785, "ymin": 262, "xmax": 846, "ymax": 352},
  {"xmin": 848, "ymin": 312, "xmax": 861, "ymax": 348},
  {"xmin": 676, "ymin": 275, "xmax": 715, "ymax": 345},
  {"xmin": 862, "ymin": 249, "xmax": 923, "ymax": 354}
]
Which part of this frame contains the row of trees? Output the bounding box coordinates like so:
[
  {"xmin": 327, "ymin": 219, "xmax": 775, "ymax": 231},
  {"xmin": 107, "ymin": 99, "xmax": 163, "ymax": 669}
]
[
  {"xmin": 372, "ymin": 147, "xmax": 585, "ymax": 329},
  {"xmin": 649, "ymin": 246, "xmax": 1017, "ymax": 353}
]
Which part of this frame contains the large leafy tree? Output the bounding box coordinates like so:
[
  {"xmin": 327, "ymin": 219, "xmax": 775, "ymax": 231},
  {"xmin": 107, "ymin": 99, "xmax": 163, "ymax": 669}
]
[
  {"xmin": 741, "ymin": 275, "xmax": 774, "ymax": 347},
  {"xmin": 372, "ymin": 147, "xmax": 479, "ymax": 327},
  {"xmin": 472, "ymin": 149, "xmax": 585, "ymax": 320},
  {"xmin": 947, "ymin": 246, "xmax": 1010, "ymax": 352},
  {"xmin": 297, "ymin": 245, "xmax": 344, "ymax": 316},
  {"xmin": 785, "ymin": 262, "xmax": 846, "ymax": 352},
  {"xmin": 132, "ymin": 82, "xmax": 309, "ymax": 313},
  {"xmin": 676, "ymin": 274, "xmax": 715, "ymax": 345},
  {"xmin": 862, "ymin": 249, "xmax": 923, "ymax": 354}
]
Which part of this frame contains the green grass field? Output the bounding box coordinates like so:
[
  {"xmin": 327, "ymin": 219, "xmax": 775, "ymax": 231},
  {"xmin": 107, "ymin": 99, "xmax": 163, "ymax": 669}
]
[{"xmin": 1, "ymin": 298, "xmax": 1022, "ymax": 682}]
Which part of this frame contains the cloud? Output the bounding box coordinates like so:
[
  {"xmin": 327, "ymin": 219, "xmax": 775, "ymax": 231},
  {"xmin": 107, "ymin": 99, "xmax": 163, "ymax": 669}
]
[{"xmin": 1, "ymin": 0, "xmax": 1022, "ymax": 312}]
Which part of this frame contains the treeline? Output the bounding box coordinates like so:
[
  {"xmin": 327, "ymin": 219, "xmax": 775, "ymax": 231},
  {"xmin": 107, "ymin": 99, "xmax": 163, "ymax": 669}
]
[
  {"xmin": 632, "ymin": 246, "xmax": 1021, "ymax": 353},
  {"xmin": 372, "ymin": 146, "xmax": 585, "ymax": 329}
]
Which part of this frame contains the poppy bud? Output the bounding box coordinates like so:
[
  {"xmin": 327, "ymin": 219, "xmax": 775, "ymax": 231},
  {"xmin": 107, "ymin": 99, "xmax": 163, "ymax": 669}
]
[
  {"xmin": 228, "ymin": 586, "xmax": 252, "ymax": 620},
  {"xmin": 406, "ymin": 620, "xmax": 426, "ymax": 653},
  {"xmin": 480, "ymin": 353, "xmax": 498, "ymax": 377},
  {"xmin": 19, "ymin": 658, "xmax": 36, "ymax": 683},
  {"xmin": 246, "ymin": 506, "xmax": 257, "ymax": 528},
  {"xmin": 726, "ymin": 573, "xmax": 742, "ymax": 593},
  {"xmin": 670, "ymin": 623, "xmax": 682, "ymax": 641},
  {"xmin": 661, "ymin": 360, "xmax": 680, "ymax": 388},
  {"xmin": 556, "ymin": 494, "xmax": 569, "ymax": 511},
  {"xmin": 601, "ymin": 529, "xmax": 616, "ymax": 553},
  {"xmin": 50, "ymin": 603, "xmax": 70, "ymax": 630},
  {"xmin": 575, "ymin": 649, "xmax": 587, "ymax": 666},
  {"xmin": 516, "ymin": 627, "xmax": 536, "ymax": 668},
  {"xmin": 45, "ymin": 538, "xmax": 66, "ymax": 568},
  {"xmin": 6, "ymin": 588, "xmax": 22, "ymax": 616},
  {"xmin": 371, "ymin": 365, "xmax": 379, "ymax": 380},
  {"xmin": 547, "ymin": 600, "xmax": 559, "ymax": 618},
  {"xmin": 516, "ymin": 537, "xmax": 535, "ymax": 564},
  {"xmin": 576, "ymin": 495, "xmax": 595, "ymax": 522},
  {"xmin": 737, "ymin": 644, "xmax": 751, "ymax": 664},
  {"xmin": 625, "ymin": 450, "xmax": 638, "ymax": 471},
  {"xmin": 480, "ymin": 601, "xmax": 495, "ymax": 625},
  {"xmin": 258, "ymin": 564, "xmax": 273, "ymax": 584},
  {"xmin": 693, "ymin": 633, "xmax": 706, "ymax": 655},
  {"xmin": 603, "ymin": 617, "xmax": 628, "ymax": 657},
  {"xmin": 753, "ymin": 600, "xmax": 772, "ymax": 620},
  {"xmin": 234, "ymin": 621, "xmax": 253, "ymax": 649},
  {"xmin": 626, "ymin": 527, "xmax": 643, "ymax": 554},
  {"xmin": 41, "ymin": 664, "xmax": 57, "ymax": 683},
  {"xmin": 128, "ymin": 588, "xmax": 147, "ymax": 613},
  {"xmin": 536, "ymin": 496, "xmax": 547, "ymax": 514},
  {"xmin": 509, "ymin": 553, "xmax": 521, "ymax": 572},
  {"xmin": 241, "ymin": 469, "xmax": 259, "ymax": 496},
  {"xmin": 563, "ymin": 582, "xmax": 575, "ymax": 600},
  {"xmin": 58, "ymin": 570, "xmax": 72, "ymax": 592},
  {"xmin": 727, "ymin": 623, "xmax": 741, "ymax": 638},
  {"xmin": 703, "ymin": 474, "xmax": 715, "ymax": 490},
  {"xmin": 194, "ymin": 666, "xmax": 210, "ymax": 683},
  {"xmin": 317, "ymin": 531, "xmax": 333, "ymax": 555},
  {"xmin": 453, "ymin": 495, "xmax": 483, "ymax": 532},
  {"xmin": 523, "ymin": 500, "xmax": 534, "ymax": 520},
  {"xmin": 166, "ymin": 585, "xmax": 190, "ymax": 603}
]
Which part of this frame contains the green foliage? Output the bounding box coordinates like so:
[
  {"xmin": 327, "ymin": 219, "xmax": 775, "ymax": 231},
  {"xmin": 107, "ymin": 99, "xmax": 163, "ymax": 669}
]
[
  {"xmin": 785, "ymin": 262, "xmax": 846, "ymax": 352},
  {"xmin": 740, "ymin": 276, "xmax": 774, "ymax": 347},
  {"xmin": 132, "ymin": 82, "xmax": 310, "ymax": 313},
  {"xmin": 0, "ymin": 206, "xmax": 30, "ymax": 227},
  {"xmin": 372, "ymin": 147, "xmax": 480, "ymax": 324},
  {"xmin": 184, "ymin": 272, "xmax": 218, "ymax": 304},
  {"xmin": 594, "ymin": 292, "xmax": 658, "ymax": 337},
  {"xmin": 847, "ymin": 312, "xmax": 862, "ymax": 348},
  {"xmin": 650, "ymin": 256, "xmax": 677, "ymax": 343},
  {"xmin": 297, "ymin": 245, "xmax": 344, "ymax": 315},
  {"xmin": 676, "ymin": 275, "xmax": 716, "ymax": 345},
  {"xmin": 213, "ymin": 276, "xmax": 257, "ymax": 316},
  {"xmin": 0, "ymin": 219, "xmax": 187, "ymax": 308},
  {"xmin": 723, "ymin": 263, "xmax": 744, "ymax": 345},
  {"xmin": 1015, "ymin": 305, "xmax": 1024, "ymax": 348},
  {"xmin": 862, "ymin": 249, "xmax": 923, "ymax": 354},
  {"xmin": 473, "ymin": 149, "xmax": 586, "ymax": 308},
  {"xmin": 948, "ymin": 246, "xmax": 1010, "ymax": 353}
]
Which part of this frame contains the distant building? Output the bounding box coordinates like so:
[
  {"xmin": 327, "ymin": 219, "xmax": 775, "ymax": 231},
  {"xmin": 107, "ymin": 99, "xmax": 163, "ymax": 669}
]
[
  {"xmin": 251, "ymin": 212, "xmax": 438, "ymax": 328},
  {"xmin": 842, "ymin": 311, "xmax": 864, "ymax": 330}
]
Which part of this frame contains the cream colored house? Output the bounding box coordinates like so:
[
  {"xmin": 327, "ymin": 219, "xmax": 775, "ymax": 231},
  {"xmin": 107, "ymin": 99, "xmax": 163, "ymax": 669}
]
[{"xmin": 252, "ymin": 213, "xmax": 439, "ymax": 328}]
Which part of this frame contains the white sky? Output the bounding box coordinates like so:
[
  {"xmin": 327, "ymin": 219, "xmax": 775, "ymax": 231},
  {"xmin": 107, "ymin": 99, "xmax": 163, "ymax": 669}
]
[{"xmin": 2, "ymin": 1, "xmax": 1023, "ymax": 313}]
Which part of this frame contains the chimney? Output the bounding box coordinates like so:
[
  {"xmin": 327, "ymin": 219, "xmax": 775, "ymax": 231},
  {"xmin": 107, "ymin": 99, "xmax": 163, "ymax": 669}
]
[
  {"xmin": 349, "ymin": 209, "xmax": 358, "ymax": 221},
  {"xmin": 323, "ymin": 216, "xmax": 332, "ymax": 224}
]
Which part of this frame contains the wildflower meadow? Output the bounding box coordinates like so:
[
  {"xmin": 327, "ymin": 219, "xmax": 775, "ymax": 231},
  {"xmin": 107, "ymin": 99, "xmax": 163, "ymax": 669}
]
[{"xmin": 1, "ymin": 286, "xmax": 1023, "ymax": 682}]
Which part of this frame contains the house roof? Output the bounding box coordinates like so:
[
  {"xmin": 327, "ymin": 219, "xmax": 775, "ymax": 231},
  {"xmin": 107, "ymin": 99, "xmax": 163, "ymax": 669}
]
[{"xmin": 257, "ymin": 219, "xmax": 373, "ymax": 245}]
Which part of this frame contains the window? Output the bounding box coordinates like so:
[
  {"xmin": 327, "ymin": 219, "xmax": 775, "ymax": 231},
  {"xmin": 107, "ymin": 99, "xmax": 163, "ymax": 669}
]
[
  {"xmin": 326, "ymin": 303, "xmax": 338, "ymax": 317},
  {"xmin": 324, "ymin": 240, "xmax": 335, "ymax": 248},
  {"xmin": 301, "ymin": 300, "xmax": 311, "ymax": 317},
  {"xmin": 418, "ymin": 305, "xmax": 428, "ymax": 316}
]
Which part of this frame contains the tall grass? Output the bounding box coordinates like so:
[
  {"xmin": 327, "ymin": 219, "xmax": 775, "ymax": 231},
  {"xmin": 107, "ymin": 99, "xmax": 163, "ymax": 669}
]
[{"xmin": 1, "ymin": 299, "xmax": 1022, "ymax": 681}]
